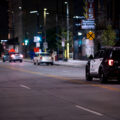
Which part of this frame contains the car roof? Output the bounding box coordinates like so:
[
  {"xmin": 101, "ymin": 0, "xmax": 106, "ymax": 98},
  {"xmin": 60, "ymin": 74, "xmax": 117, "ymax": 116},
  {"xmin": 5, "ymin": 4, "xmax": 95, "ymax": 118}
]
[{"xmin": 101, "ymin": 46, "xmax": 120, "ymax": 50}]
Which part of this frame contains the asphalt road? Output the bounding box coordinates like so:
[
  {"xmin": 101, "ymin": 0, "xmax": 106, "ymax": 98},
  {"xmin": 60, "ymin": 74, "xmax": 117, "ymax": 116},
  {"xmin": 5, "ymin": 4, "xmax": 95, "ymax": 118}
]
[{"xmin": 0, "ymin": 61, "xmax": 120, "ymax": 120}]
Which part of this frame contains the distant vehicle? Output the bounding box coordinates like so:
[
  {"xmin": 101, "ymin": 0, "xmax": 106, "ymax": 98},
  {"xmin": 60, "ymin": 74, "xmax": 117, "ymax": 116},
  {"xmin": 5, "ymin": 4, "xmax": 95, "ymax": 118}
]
[
  {"xmin": 86, "ymin": 47, "xmax": 120, "ymax": 83},
  {"xmin": 33, "ymin": 52, "xmax": 53, "ymax": 65},
  {"xmin": 2, "ymin": 52, "xmax": 23, "ymax": 62}
]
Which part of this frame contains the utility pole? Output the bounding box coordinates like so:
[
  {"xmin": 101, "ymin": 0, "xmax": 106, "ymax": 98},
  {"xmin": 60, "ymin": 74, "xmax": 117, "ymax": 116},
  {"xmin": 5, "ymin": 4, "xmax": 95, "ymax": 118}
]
[
  {"xmin": 56, "ymin": 0, "xmax": 59, "ymax": 60},
  {"xmin": 44, "ymin": 8, "xmax": 47, "ymax": 52},
  {"xmin": 65, "ymin": 1, "xmax": 70, "ymax": 60}
]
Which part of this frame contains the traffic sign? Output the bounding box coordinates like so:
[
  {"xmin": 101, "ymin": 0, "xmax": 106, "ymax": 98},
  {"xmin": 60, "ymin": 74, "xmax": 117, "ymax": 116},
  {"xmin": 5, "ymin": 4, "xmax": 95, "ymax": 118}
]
[
  {"xmin": 43, "ymin": 42, "xmax": 48, "ymax": 49},
  {"xmin": 87, "ymin": 31, "xmax": 95, "ymax": 40}
]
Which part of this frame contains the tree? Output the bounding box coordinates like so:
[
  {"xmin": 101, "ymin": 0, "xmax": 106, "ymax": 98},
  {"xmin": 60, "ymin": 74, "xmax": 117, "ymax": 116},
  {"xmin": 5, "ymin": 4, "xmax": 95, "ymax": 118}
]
[
  {"xmin": 57, "ymin": 28, "xmax": 73, "ymax": 52},
  {"xmin": 101, "ymin": 25, "xmax": 116, "ymax": 46}
]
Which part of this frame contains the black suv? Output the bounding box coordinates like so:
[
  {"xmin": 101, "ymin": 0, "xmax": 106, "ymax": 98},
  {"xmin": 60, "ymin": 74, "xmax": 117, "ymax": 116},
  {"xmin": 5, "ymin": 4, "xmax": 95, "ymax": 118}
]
[{"xmin": 86, "ymin": 47, "xmax": 120, "ymax": 83}]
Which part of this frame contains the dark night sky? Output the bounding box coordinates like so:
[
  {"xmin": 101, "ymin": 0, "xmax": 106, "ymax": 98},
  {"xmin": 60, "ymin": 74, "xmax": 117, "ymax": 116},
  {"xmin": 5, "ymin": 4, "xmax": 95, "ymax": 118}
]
[
  {"xmin": 22, "ymin": 0, "xmax": 73, "ymax": 17},
  {"xmin": 0, "ymin": 0, "xmax": 8, "ymax": 40}
]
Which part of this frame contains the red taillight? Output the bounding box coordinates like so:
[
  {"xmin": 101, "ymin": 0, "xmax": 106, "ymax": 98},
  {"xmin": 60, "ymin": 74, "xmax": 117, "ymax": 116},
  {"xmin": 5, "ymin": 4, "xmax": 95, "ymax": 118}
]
[
  {"xmin": 108, "ymin": 59, "xmax": 114, "ymax": 66},
  {"xmin": 11, "ymin": 54, "xmax": 15, "ymax": 58},
  {"xmin": 40, "ymin": 56, "xmax": 42, "ymax": 60}
]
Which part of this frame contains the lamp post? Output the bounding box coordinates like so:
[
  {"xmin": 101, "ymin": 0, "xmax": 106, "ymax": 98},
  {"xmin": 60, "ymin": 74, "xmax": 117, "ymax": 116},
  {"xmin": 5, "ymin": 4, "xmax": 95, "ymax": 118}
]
[
  {"xmin": 65, "ymin": 1, "xmax": 69, "ymax": 61},
  {"xmin": 43, "ymin": 8, "xmax": 48, "ymax": 52},
  {"xmin": 30, "ymin": 10, "xmax": 40, "ymax": 34}
]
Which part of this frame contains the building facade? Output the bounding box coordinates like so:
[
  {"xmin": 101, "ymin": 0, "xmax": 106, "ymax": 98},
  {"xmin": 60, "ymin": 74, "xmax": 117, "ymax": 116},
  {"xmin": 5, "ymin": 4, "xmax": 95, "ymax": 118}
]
[
  {"xmin": 0, "ymin": 0, "xmax": 8, "ymax": 55},
  {"xmin": 8, "ymin": 0, "xmax": 23, "ymax": 52},
  {"xmin": 73, "ymin": 0, "xmax": 120, "ymax": 59},
  {"xmin": 0, "ymin": 0, "xmax": 8, "ymax": 40}
]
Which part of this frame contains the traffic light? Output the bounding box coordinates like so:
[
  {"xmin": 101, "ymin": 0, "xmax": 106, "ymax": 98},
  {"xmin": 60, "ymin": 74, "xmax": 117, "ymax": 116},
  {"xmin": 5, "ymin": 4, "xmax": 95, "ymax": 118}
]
[{"xmin": 24, "ymin": 39, "xmax": 29, "ymax": 45}]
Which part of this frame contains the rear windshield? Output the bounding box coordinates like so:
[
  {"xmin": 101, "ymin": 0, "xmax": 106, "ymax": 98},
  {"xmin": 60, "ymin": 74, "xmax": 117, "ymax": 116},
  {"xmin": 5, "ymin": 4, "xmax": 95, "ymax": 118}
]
[
  {"xmin": 10, "ymin": 53, "xmax": 19, "ymax": 55},
  {"xmin": 40, "ymin": 53, "xmax": 50, "ymax": 56},
  {"xmin": 111, "ymin": 50, "xmax": 120, "ymax": 59}
]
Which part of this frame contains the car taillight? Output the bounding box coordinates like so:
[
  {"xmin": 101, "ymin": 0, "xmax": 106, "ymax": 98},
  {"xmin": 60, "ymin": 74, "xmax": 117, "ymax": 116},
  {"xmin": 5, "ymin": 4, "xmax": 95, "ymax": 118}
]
[
  {"xmin": 40, "ymin": 56, "xmax": 42, "ymax": 60},
  {"xmin": 11, "ymin": 54, "xmax": 15, "ymax": 58},
  {"xmin": 108, "ymin": 59, "xmax": 114, "ymax": 66},
  {"xmin": 20, "ymin": 54, "xmax": 23, "ymax": 58}
]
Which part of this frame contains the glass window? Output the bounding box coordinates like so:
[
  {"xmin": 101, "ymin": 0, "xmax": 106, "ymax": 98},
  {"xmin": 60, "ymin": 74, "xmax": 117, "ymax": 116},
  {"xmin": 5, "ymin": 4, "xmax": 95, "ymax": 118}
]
[
  {"xmin": 94, "ymin": 51, "xmax": 101, "ymax": 58},
  {"xmin": 111, "ymin": 50, "xmax": 120, "ymax": 59}
]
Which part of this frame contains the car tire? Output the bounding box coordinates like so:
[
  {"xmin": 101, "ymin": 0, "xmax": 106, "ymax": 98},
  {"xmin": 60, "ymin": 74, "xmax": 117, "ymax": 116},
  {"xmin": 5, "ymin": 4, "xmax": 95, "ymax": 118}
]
[
  {"xmin": 37, "ymin": 61, "xmax": 40, "ymax": 65},
  {"xmin": 33, "ymin": 60, "xmax": 36, "ymax": 65},
  {"xmin": 99, "ymin": 69, "xmax": 107, "ymax": 83},
  {"xmin": 51, "ymin": 63, "xmax": 53, "ymax": 65},
  {"xmin": 46, "ymin": 63, "xmax": 49, "ymax": 66},
  {"xmin": 86, "ymin": 65, "xmax": 93, "ymax": 81},
  {"xmin": 3, "ymin": 59, "xmax": 5, "ymax": 62},
  {"xmin": 20, "ymin": 60, "xmax": 23, "ymax": 63},
  {"xmin": 9, "ymin": 60, "xmax": 12, "ymax": 62}
]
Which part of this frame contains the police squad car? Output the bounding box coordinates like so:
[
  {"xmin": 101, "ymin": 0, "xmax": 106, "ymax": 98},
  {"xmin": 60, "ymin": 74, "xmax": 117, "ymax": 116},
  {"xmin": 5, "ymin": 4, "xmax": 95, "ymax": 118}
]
[{"xmin": 86, "ymin": 47, "xmax": 120, "ymax": 83}]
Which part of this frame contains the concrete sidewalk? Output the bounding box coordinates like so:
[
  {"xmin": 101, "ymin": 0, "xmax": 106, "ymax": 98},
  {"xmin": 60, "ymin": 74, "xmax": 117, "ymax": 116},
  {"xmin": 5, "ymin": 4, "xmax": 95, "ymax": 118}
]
[{"xmin": 24, "ymin": 59, "xmax": 88, "ymax": 67}]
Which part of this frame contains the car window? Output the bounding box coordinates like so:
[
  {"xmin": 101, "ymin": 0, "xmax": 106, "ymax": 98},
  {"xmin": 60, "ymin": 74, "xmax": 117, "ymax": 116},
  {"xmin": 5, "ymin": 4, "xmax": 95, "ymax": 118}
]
[
  {"xmin": 99, "ymin": 50, "xmax": 105, "ymax": 58},
  {"xmin": 111, "ymin": 50, "xmax": 120, "ymax": 59},
  {"xmin": 40, "ymin": 53, "xmax": 50, "ymax": 56},
  {"xmin": 35, "ymin": 54, "xmax": 39, "ymax": 57},
  {"xmin": 94, "ymin": 51, "xmax": 101, "ymax": 58}
]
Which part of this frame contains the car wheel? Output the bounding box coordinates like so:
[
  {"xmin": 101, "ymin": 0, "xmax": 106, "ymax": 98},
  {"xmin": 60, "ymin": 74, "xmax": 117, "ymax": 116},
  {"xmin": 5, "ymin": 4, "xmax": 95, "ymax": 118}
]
[
  {"xmin": 20, "ymin": 60, "xmax": 23, "ymax": 63},
  {"xmin": 3, "ymin": 59, "xmax": 5, "ymax": 62},
  {"xmin": 37, "ymin": 61, "xmax": 40, "ymax": 65},
  {"xmin": 99, "ymin": 69, "xmax": 107, "ymax": 83},
  {"xmin": 86, "ymin": 65, "xmax": 92, "ymax": 81},
  {"xmin": 33, "ymin": 60, "xmax": 36, "ymax": 65},
  {"xmin": 9, "ymin": 60, "xmax": 12, "ymax": 62},
  {"xmin": 51, "ymin": 62, "xmax": 53, "ymax": 65},
  {"xmin": 46, "ymin": 63, "xmax": 49, "ymax": 66}
]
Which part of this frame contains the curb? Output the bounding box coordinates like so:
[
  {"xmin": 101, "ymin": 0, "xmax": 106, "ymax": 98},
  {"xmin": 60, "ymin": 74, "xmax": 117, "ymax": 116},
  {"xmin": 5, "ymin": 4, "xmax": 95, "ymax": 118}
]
[{"xmin": 24, "ymin": 59, "xmax": 87, "ymax": 67}]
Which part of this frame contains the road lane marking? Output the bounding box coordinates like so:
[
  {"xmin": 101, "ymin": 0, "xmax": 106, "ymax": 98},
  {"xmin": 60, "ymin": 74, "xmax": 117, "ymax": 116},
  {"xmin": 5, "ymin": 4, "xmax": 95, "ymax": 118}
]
[
  {"xmin": 76, "ymin": 105, "xmax": 103, "ymax": 116},
  {"xmin": 1, "ymin": 65, "xmax": 120, "ymax": 92},
  {"xmin": 91, "ymin": 84, "xmax": 120, "ymax": 92},
  {"xmin": 20, "ymin": 84, "xmax": 31, "ymax": 90}
]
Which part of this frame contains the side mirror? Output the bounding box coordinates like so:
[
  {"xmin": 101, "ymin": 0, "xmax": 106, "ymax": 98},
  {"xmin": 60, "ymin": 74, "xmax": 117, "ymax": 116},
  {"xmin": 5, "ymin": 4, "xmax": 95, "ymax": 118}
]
[{"xmin": 89, "ymin": 55, "xmax": 94, "ymax": 59}]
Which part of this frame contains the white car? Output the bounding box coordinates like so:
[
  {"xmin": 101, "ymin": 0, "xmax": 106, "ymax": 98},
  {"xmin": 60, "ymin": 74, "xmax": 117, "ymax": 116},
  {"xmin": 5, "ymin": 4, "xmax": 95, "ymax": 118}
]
[
  {"xmin": 2, "ymin": 52, "xmax": 23, "ymax": 63},
  {"xmin": 33, "ymin": 52, "xmax": 53, "ymax": 65}
]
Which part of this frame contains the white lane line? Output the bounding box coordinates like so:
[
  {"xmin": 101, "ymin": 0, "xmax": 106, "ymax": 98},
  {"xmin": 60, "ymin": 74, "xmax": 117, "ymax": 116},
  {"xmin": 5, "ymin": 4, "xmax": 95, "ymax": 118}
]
[
  {"xmin": 76, "ymin": 105, "xmax": 103, "ymax": 116},
  {"xmin": 20, "ymin": 84, "xmax": 31, "ymax": 90}
]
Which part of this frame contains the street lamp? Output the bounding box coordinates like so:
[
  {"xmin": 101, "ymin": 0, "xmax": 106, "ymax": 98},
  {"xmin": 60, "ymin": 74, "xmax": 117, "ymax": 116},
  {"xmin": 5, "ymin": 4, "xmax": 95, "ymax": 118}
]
[
  {"xmin": 30, "ymin": 10, "xmax": 40, "ymax": 34},
  {"xmin": 43, "ymin": 8, "xmax": 48, "ymax": 52},
  {"xmin": 65, "ymin": 1, "xmax": 70, "ymax": 60},
  {"xmin": 44, "ymin": 8, "xmax": 47, "ymax": 41}
]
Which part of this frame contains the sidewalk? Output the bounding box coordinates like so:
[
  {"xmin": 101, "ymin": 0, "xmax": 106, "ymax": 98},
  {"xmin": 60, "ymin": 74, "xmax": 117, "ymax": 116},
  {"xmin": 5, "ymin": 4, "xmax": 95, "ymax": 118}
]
[{"xmin": 24, "ymin": 59, "xmax": 88, "ymax": 67}]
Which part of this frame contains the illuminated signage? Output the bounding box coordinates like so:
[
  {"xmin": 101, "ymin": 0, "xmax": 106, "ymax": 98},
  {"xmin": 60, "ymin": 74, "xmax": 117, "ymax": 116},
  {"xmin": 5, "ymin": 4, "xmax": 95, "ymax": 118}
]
[
  {"xmin": 81, "ymin": 0, "xmax": 95, "ymax": 29},
  {"xmin": 81, "ymin": 20, "xmax": 95, "ymax": 29}
]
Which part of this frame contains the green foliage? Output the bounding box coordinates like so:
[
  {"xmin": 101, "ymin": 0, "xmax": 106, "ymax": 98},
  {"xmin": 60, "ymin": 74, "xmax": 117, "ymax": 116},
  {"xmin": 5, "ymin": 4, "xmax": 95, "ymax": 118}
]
[
  {"xmin": 101, "ymin": 25, "xmax": 116, "ymax": 46},
  {"xmin": 46, "ymin": 27, "xmax": 57, "ymax": 51},
  {"xmin": 57, "ymin": 28, "xmax": 73, "ymax": 52}
]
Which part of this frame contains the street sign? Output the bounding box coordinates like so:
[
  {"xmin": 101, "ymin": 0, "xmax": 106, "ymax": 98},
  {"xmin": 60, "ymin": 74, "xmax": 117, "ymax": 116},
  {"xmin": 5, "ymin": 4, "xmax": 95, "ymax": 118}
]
[
  {"xmin": 43, "ymin": 42, "xmax": 48, "ymax": 49},
  {"xmin": 36, "ymin": 42, "xmax": 40, "ymax": 47},
  {"xmin": 87, "ymin": 31, "xmax": 95, "ymax": 40},
  {"xmin": 34, "ymin": 36, "xmax": 41, "ymax": 42},
  {"xmin": 62, "ymin": 38, "xmax": 65, "ymax": 47}
]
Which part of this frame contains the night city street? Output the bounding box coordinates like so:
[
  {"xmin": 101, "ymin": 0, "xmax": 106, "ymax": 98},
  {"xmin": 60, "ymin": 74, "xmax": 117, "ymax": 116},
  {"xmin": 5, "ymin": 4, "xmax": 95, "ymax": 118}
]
[
  {"xmin": 0, "ymin": 0, "xmax": 120, "ymax": 120},
  {"xmin": 0, "ymin": 61, "xmax": 120, "ymax": 120}
]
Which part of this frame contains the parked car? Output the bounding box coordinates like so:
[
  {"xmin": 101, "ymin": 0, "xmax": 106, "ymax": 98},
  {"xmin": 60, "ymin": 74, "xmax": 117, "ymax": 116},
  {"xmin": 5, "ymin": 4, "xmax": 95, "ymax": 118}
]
[
  {"xmin": 2, "ymin": 52, "xmax": 23, "ymax": 62},
  {"xmin": 33, "ymin": 52, "xmax": 53, "ymax": 65},
  {"xmin": 86, "ymin": 47, "xmax": 120, "ymax": 83}
]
